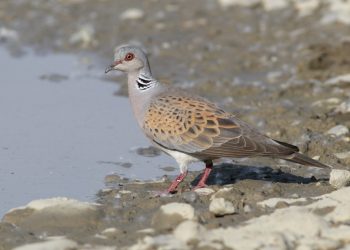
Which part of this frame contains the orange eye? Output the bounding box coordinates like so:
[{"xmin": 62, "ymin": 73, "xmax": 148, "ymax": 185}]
[{"xmin": 125, "ymin": 53, "xmax": 134, "ymax": 61}]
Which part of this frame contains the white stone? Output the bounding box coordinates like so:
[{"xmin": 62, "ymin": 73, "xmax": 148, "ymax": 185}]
[
  {"xmin": 194, "ymin": 187, "xmax": 215, "ymax": 196},
  {"xmin": 211, "ymin": 187, "xmax": 233, "ymax": 199},
  {"xmin": 262, "ymin": 0, "xmax": 289, "ymax": 11},
  {"xmin": 126, "ymin": 187, "xmax": 350, "ymax": 250},
  {"xmin": 8, "ymin": 197, "xmax": 99, "ymax": 213},
  {"xmin": 217, "ymin": 0, "xmax": 260, "ymax": 8},
  {"xmin": 293, "ymin": 0, "xmax": 319, "ymax": 17},
  {"xmin": 297, "ymin": 237, "xmax": 341, "ymax": 250},
  {"xmin": 120, "ymin": 8, "xmax": 144, "ymax": 20},
  {"xmin": 13, "ymin": 238, "xmax": 78, "ymax": 250},
  {"xmin": 321, "ymin": 0, "xmax": 350, "ymax": 25},
  {"xmin": 209, "ymin": 198, "xmax": 235, "ymax": 216},
  {"xmin": 173, "ymin": 220, "xmax": 206, "ymax": 243},
  {"xmin": 325, "ymin": 74, "xmax": 350, "ymax": 85},
  {"xmin": 243, "ymin": 204, "xmax": 252, "ymax": 213},
  {"xmin": 119, "ymin": 190, "xmax": 132, "ymax": 194},
  {"xmin": 258, "ymin": 197, "xmax": 307, "ymax": 208},
  {"xmin": 329, "ymin": 169, "xmax": 350, "ymax": 189},
  {"xmin": 323, "ymin": 225, "xmax": 350, "ymax": 242},
  {"xmin": 137, "ymin": 228, "xmax": 155, "ymax": 234},
  {"xmin": 128, "ymin": 235, "xmax": 186, "ymax": 250},
  {"xmin": 160, "ymin": 202, "xmax": 195, "ymax": 220},
  {"xmin": 334, "ymin": 100, "xmax": 350, "ymax": 114},
  {"xmin": 326, "ymin": 125, "xmax": 349, "ymax": 137},
  {"xmin": 334, "ymin": 151, "xmax": 350, "ymax": 159},
  {"xmin": 0, "ymin": 27, "xmax": 19, "ymax": 41},
  {"xmin": 69, "ymin": 24, "xmax": 96, "ymax": 48}
]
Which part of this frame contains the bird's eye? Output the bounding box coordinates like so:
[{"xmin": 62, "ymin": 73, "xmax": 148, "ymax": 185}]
[{"xmin": 124, "ymin": 53, "xmax": 134, "ymax": 61}]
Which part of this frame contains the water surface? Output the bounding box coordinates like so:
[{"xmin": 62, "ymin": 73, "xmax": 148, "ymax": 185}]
[{"xmin": 0, "ymin": 47, "xmax": 201, "ymax": 216}]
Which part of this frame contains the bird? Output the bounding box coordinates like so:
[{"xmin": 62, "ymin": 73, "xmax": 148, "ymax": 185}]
[{"xmin": 105, "ymin": 44, "xmax": 331, "ymax": 193}]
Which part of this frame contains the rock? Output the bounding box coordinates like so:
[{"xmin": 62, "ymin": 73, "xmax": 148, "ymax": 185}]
[
  {"xmin": 128, "ymin": 235, "xmax": 186, "ymax": 250},
  {"xmin": 294, "ymin": 0, "xmax": 319, "ymax": 17},
  {"xmin": 101, "ymin": 227, "xmax": 122, "ymax": 239},
  {"xmin": 334, "ymin": 100, "xmax": 350, "ymax": 114},
  {"xmin": 120, "ymin": 8, "xmax": 144, "ymax": 20},
  {"xmin": 243, "ymin": 204, "xmax": 252, "ymax": 213},
  {"xmin": 160, "ymin": 202, "xmax": 195, "ymax": 220},
  {"xmin": 323, "ymin": 225, "xmax": 350, "ymax": 242},
  {"xmin": 127, "ymin": 188, "xmax": 350, "ymax": 250},
  {"xmin": 321, "ymin": 0, "xmax": 350, "ymax": 25},
  {"xmin": 209, "ymin": 198, "xmax": 235, "ymax": 216},
  {"xmin": 181, "ymin": 191, "xmax": 198, "ymax": 203},
  {"xmin": 194, "ymin": 187, "xmax": 215, "ymax": 196},
  {"xmin": 217, "ymin": 0, "xmax": 260, "ymax": 8},
  {"xmin": 326, "ymin": 125, "xmax": 349, "ymax": 137},
  {"xmin": 2, "ymin": 197, "xmax": 103, "ymax": 234},
  {"xmin": 329, "ymin": 169, "xmax": 350, "ymax": 189},
  {"xmin": 297, "ymin": 237, "xmax": 341, "ymax": 250},
  {"xmin": 137, "ymin": 228, "xmax": 155, "ymax": 235},
  {"xmin": 205, "ymin": 207, "xmax": 328, "ymax": 249},
  {"xmin": 0, "ymin": 27, "xmax": 19, "ymax": 41},
  {"xmin": 69, "ymin": 24, "xmax": 97, "ymax": 48},
  {"xmin": 173, "ymin": 220, "xmax": 206, "ymax": 243},
  {"xmin": 258, "ymin": 197, "xmax": 307, "ymax": 208},
  {"xmin": 211, "ymin": 187, "xmax": 233, "ymax": 199},
  {"xmin": 13, "ymin": 237, "xmax": 78, "ymax": 250},
  {"xmin": 325, "ymin": 73, "xmax": 350, "ymax": 86},
  {"xmin": 151, "ymin": 202, "xmax": 195, "ymax": 230},
  {"xmin": 262, "ymin": 0, "xmax": 289, "ymax": 11},
  {"xmin": 334, "ymin": 151, "xmax": 350, "ymax": 159}
]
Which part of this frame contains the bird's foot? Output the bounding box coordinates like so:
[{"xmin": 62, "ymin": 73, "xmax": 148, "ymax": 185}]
[
  {"xmin": 192, "ymin": 161, "xmax": 213, "ymax": 191},
  {"xmin": 166, "ymin": 171, "xmax": 188, "ymax": 194}
]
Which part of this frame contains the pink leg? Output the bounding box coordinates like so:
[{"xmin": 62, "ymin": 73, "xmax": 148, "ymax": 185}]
[
  {"xmin": 193, "ymin": 161, "xmax": 213, "ymax": 190},
  {"xmin": 167, "ymin": 171, "xmax": 188, "ymax": 193}
]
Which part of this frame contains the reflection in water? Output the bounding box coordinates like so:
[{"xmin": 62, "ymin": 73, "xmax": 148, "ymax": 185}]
[{"xmin": 0, "ymin": 47, "xmax": 202, "ymax": 216}]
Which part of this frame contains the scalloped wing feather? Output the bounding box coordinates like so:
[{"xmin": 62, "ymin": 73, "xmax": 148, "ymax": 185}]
[{"xmin": 143, "ymin": 93, "xmax": 297, "ymax": 159}]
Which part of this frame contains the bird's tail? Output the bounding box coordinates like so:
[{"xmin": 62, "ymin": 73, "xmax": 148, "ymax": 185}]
[{"xmin": 285, "ymin": 152, "xmax": 332, "ymax": 169}]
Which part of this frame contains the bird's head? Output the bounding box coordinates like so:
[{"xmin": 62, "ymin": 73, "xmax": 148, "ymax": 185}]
[{"xmin": 105, "ymin": 45, "xmax": 149, "ymax": 74}]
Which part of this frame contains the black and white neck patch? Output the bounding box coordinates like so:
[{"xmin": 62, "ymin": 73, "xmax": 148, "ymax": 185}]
[{"xmin": 136, "ymin": 74, "xmax": 154, "ymax": 90}]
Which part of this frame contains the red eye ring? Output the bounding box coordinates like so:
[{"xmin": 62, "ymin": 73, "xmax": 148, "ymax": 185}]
[{"xmin": 125, "ymin": 53, "xmax": 134, "ymax": 61}]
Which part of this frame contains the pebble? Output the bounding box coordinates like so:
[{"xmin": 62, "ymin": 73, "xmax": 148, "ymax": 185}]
[
  {"xmin": 329, "ymin": 169, "xmax": 350, "ymax": 189},
  {"xmin": 173, "ymin": 220, "xmax": 205, "ymax": 243},
  {"xmin": 0, "ymin": 27, "xmax": 19, "ymax": 41},
  {"xmin": 194, "ymin": 187, "xmax": 215, "ymax": 196},
  {"xmin": 243, "ymin": 204, "xmax": 252, "ymax": 213},
  {"xmin": 160, "ymin": 202, "xmax": 195, "ymax": 219},
  {"xmin": 334, "ymin": 100, "xmax": 350, "ymax": 114},
  {"xmin": 294, "ymin": 0, "xmax": 319, "ymax": 17},
  {"xmin": 325, "ymin": 73, "xmax": 350, "ymax": 86},
  {"xmin": 181, "ymin": 191, "xmax": 198, "ymax": 203},
  {"xmin": 262, "ymin": 0, "xmax": 289, "ymax": 11},
  {"xmin": 321, "ymin": 0, "xmax": 350, "ymax": 25},
  {"xmin": 101, "ymin": 227, "xmax": 121, "ymax": 238},
  {"xmin": 13, "ymin": 237, "xmax": 78, "ymax": 250},
  {"xmin": 69, "ymin": 24, "xmax": 97, "ymax": 48},
  {"xmin": 334, "ymin": 151, "xmax": 350, "ymax": 159},
  {"xmin": 120, "ymin": 8, "xmax": 144, "ymax": 20},
  {"xmin": 217, "ymin": 0, "xmax": 259, "ymax": 8},
  {"xmin": 326, "ymin": 125, "xmax": 349, "ymax": 137},
  {"xmin": 209, "ymin": 198, "xmax": 235, "ymax": 216},
  {"xmin": 152, "ymin": 202, "xmax": 195, "ymax": 230}
]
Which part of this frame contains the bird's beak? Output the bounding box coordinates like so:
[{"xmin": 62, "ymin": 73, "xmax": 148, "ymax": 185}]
[{"xmin": 105, "ymin": 60, "xmax": 122, "ymax": 74}]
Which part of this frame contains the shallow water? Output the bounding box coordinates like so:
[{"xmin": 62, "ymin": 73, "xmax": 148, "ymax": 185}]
[{"xmin": 0, "ymin": 47, "xmax": 202, "ymax": 216}]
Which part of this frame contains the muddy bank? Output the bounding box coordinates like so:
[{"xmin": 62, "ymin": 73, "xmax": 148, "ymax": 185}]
[{"xmin": 0, "ymin": 172, "xmax": 349, "ymax": 249}]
